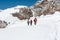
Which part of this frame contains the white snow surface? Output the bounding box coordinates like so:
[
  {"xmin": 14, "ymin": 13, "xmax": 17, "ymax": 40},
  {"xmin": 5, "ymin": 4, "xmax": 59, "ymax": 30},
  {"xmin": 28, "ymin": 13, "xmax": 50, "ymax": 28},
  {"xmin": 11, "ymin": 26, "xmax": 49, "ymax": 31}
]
[
  {"xmin": 0, "ymin": 5, "xmax": 28, "ymax": 24},
  {"xmin": 0, "ymin": 7, "xmax": 60, "ymax": 40}
]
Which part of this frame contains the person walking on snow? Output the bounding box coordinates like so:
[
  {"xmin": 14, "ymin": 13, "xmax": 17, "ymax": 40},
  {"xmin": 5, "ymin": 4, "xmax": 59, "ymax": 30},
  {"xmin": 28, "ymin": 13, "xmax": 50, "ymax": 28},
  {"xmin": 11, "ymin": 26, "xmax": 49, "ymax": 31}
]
[
  {"xmin": 34, "ymin": 18, "xmax": 37, "ymax": 25},
  {"xmin": 27, "ymin": 19, "xmax": 29, "ymax": 25},
  {"xmin": 30, "ymin": 20, "xmax": 32, "ymax": 25}
]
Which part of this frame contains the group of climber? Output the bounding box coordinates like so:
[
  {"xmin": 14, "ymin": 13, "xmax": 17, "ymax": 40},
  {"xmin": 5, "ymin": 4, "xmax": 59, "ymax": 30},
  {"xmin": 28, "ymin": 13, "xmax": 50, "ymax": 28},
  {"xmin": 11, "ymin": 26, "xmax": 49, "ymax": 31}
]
[{"xmin": 27, "ymin": 17, "xmax": 37, "ymax": 26}]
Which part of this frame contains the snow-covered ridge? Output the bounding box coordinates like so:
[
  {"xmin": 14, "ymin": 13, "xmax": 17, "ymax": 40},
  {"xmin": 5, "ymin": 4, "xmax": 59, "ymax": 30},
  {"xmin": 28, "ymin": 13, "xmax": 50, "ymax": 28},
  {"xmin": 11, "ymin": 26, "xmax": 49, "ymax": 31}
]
[
  {"xmin": 0, "ymin": 5, "xmax": 28, "ymax": 26},
  {"xmin": 0, "ymin": 5, "xmax": 33, "ymax": 28},
  {"xmin": 0, "ymin": 5, "xmax": 28, "ymax": 14},
  {"xmin": 0, "ymin": 5, "xmax": 29, "ymax": 20}
]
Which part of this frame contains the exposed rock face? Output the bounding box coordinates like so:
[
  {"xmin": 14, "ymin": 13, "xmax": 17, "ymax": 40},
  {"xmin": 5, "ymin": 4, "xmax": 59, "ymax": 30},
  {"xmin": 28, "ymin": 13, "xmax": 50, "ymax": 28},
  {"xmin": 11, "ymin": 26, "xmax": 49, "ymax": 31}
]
[
  {"xmin": 0, "ymin": 20, "xmax": 8, "ymax": 28},
  {"xmin": 12, "ymin": 7, "xmax": 33, "ymax": 20},
  {"xmin": 12, "ymin": 0, "xmax": 60, "ymax": 19},
  {"xmin": 32, "ymin": 0, "xmax": 60, "ymax": 16}
]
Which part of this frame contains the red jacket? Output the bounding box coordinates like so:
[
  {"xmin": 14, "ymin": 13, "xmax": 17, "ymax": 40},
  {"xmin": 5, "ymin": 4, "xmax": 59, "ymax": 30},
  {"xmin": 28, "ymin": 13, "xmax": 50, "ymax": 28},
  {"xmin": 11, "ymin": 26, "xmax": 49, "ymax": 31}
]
[{"xmin": 34, "ymin": 18, "xmax": 37, "ymax": 22}]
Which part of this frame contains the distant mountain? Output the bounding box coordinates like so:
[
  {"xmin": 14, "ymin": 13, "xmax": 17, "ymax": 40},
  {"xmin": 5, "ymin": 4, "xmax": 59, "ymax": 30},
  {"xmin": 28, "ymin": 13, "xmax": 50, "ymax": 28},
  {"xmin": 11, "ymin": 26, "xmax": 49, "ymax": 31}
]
[
  {"xmin": 0, "ymin": 0, "xmax": 60, "ymax": 21},
  {"xmin": 6, "ymin": 0, "xmax": 60, "ymax": 20},
  {"xmin": 0, "ymin": 5, "xmax": 33, "ymax": 21},
  {"xmin": 0, "ymin": 5, "xmax": 31, "ymax": 28}
]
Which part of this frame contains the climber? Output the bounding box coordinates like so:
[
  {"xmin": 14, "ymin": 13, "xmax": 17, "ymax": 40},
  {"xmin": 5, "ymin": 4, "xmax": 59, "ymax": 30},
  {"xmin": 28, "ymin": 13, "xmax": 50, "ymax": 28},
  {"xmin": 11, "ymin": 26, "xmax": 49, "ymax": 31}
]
[
  {"xmin": 34, "ymin": 18, "xmax": 37, "ymax": 25},
  {"xmin": 30, "ymin": 20, "xmax": 32, "ymax": 25}
]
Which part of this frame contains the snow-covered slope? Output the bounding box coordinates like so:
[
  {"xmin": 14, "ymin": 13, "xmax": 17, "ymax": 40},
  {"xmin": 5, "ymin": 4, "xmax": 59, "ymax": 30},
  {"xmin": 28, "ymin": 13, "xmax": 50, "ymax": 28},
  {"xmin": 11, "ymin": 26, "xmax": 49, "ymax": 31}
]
[
  {"xmin": 0, "ymin": 5, "xmax": 28, "ymax": 14},
  {"xmin": 0, "ymin": 1, "xmax": 60, "ymax": 40},
  {"xmin": 0, "ymin": 5, "xmax": 28, "ymax": 24},
  {"xmin": 0, "ymin": 11, "xmax": 60, "ymax": 40}
]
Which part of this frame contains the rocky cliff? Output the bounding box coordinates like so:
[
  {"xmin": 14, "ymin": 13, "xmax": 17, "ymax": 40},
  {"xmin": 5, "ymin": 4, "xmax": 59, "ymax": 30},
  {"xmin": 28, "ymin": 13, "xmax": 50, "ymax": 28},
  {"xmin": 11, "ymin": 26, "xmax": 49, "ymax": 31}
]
[{"xmin": 32, "ymin": 0, "xmax": 60, "ymax": 16}]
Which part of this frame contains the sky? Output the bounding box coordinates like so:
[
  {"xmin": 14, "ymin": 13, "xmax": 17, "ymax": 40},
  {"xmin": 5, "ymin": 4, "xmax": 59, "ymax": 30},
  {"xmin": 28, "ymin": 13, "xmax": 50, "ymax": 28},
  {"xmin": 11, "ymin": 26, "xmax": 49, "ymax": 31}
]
[{"xmin": 0, "ymin": 0, "xmax": 38, "ymax": 9}]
